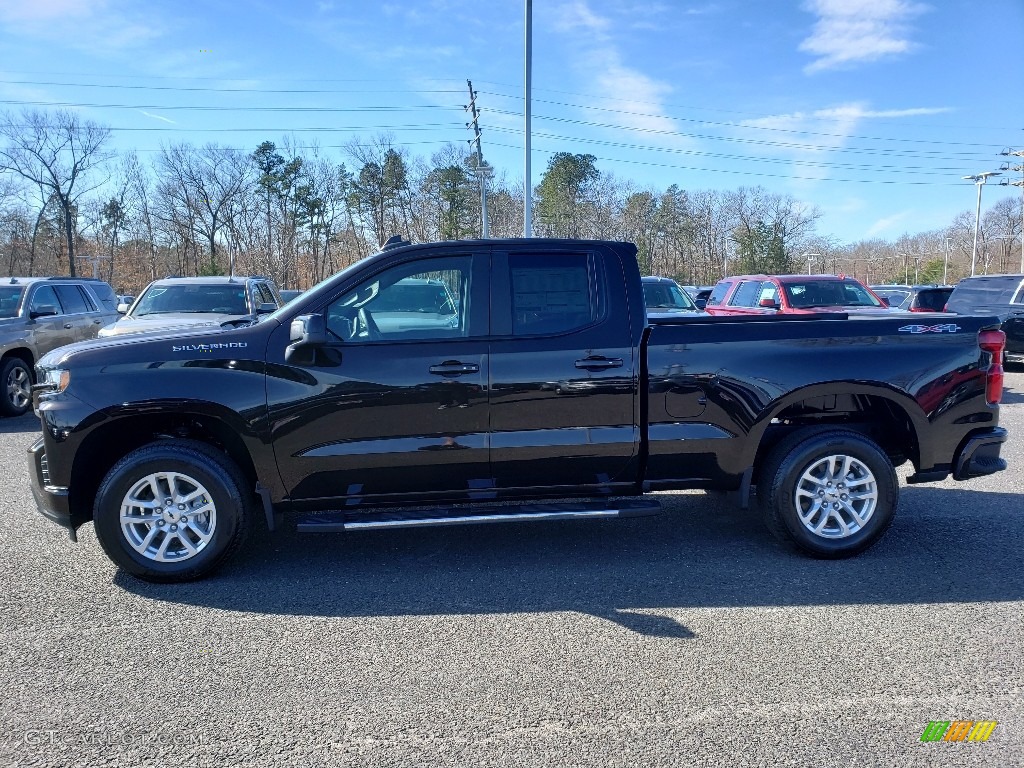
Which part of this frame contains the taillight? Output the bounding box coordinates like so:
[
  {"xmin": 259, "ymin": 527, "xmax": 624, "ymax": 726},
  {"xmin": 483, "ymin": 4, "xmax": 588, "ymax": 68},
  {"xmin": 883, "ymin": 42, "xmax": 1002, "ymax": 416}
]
[
  {"xmin": 910, "ymin": 306, "xmax": 928, "ymax": 312},
  {"xmin": 979, "ymin": 329, "xmax": 1006, "ymax": 405}
]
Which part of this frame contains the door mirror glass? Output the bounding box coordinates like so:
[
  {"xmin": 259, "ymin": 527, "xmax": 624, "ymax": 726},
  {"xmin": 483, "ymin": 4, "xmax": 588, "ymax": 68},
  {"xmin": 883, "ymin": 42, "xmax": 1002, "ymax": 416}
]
[
  {"xmin": 758, "ymin": 298, "xmax": 779, "ymax": 309},
  {"xmin": 257, "ymin": 302, "xmax": 277, "ymax": 315},
  {"xmin": 117, "ymin": 303, "xmax": 130, "ymax": 314}
]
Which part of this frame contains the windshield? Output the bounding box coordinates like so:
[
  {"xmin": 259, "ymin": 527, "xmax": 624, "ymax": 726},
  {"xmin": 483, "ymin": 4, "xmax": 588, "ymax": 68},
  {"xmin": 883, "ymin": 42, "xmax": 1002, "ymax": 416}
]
[
  {"xmin": 643, "ymin": 282, "xmax": 698, "ymax": 311},
  {"xmin": 0, "ymin": 286, "xmax": 25, "ymax": 319},
  {"xmin": 784, "ymin": 280, "xmax": 884, "ymax": 309},
  {"xmin": 132, "ymin": 284, "xmax": 250, "ymax": 316}
]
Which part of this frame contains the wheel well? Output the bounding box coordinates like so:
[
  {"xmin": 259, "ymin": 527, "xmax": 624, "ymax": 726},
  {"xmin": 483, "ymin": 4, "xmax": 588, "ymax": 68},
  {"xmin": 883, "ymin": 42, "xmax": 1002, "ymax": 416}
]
[
  {"xmin": 2, "ymin": 348, "xmax": 35, "ymax": 380},
  {"xmin": 753, "ymin": 393, "xmax": 919, "ymax": 478},
  {"xmin": 69, "ymin": 413, "xmax": 259, "ymax": 523}
]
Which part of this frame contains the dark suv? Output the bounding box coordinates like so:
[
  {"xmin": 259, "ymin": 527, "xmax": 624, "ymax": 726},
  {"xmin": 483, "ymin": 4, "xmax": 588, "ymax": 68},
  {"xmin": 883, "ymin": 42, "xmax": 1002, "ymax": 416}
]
[
  {"xmin": 944, "ymin": 274, "xmax": 1024, "ymax": 363},
  {"xmin": 0, "ymin": 277, "xmax": 120, "ymax": 416}
]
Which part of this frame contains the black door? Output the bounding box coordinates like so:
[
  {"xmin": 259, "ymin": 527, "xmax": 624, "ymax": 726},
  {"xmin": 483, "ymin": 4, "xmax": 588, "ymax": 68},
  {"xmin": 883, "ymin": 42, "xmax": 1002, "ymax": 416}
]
[
  {"xmin": 266, "ymin": 252, "xmax": 491, "ymax": 507},
  {"xmin": 487, "ymin": 247, "xmax": 640, "ymax": 495}
]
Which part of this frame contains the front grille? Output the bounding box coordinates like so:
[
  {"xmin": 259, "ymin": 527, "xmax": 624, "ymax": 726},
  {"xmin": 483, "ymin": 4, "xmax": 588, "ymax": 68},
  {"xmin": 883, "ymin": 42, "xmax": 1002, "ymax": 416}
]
[{"xmin": 40, "ymin": 453, "xmax": 50, "ymax": 485}]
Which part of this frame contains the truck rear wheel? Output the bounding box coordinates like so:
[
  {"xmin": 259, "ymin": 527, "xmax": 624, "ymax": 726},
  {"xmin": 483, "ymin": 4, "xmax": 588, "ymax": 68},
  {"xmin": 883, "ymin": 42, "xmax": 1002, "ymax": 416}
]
[
  {"xmin": 757, "ymin": 428, "xmax": 898, "ymax": 558},
  {"xmin": 93, "ymin": 440, "xmax": 251, "ymax": 582}
]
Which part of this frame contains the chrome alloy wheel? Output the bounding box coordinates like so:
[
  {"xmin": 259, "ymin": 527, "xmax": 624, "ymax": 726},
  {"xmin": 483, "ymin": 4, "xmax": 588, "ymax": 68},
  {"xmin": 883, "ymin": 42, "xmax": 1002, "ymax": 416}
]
[
  {"xmin": 6, "ymin": 365, "xmax": 30, "ymax": 410},
  {"xmin": 793, "ymin": 454, "xmax": 878, "ymax": 539},
  {"xmin": 119, "ymin": 471, "xmax": 217, "ymax": 562}
]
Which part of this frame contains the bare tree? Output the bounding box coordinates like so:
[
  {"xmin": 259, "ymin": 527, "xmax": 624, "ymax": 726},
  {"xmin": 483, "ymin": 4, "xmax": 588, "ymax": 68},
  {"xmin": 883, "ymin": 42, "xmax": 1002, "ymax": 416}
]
[{"xmin": 0, "ymin": 109, "xmax": 113, "ymax": 276}]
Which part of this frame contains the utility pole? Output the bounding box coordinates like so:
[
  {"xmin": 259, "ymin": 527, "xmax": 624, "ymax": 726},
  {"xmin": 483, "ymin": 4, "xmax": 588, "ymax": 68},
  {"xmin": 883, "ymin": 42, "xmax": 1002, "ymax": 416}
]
[
  {"xmin": 998, "ymin": 148, "xmax": 1024, "ymax": 272},
  {"xmin": 465, "ymin": 80, "xmax": 489, "ymax": 239}
]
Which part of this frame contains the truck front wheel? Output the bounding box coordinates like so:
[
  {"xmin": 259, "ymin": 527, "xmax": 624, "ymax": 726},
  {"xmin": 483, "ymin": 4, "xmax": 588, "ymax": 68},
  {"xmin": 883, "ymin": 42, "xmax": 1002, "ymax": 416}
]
[
  {"xmin": 93, "ymin": 440, "xmax": 251, "ymax": 582},
  {"xmin": 757, "ymin": 428, "xmax": 898, "ymax": 558}
]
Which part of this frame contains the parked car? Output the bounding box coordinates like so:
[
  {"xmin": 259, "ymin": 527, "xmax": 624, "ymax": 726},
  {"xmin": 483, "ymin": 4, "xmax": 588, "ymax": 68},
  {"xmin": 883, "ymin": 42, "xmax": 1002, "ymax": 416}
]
[
  {"xmin": 29, "ymin": 237, "xmax": 1007, "ymax": 581},
  {"xmin": 943, "ymin": 274, "xmax": 1024, "ymax": 364},
  {"xmin": 99, "ymin": 275, "xmax": 282, "ymax": 338},
  {"xmin": 871, "ymin": 284, "xmax": 954, "ymax": 312},
  {"xmin": 0, "ymin": 276, "xmax": 119, "ymax": 416},
  {"xmin": 686, "ymin": 285, "xmax": 716, "ymax": 310},
  {"xmin": 642, "ymin": 276, "xmax": 703, "ymax": 316},
  {"xmin": 705, "ymin": 274, "xmax": 892, "ymax": 316}
]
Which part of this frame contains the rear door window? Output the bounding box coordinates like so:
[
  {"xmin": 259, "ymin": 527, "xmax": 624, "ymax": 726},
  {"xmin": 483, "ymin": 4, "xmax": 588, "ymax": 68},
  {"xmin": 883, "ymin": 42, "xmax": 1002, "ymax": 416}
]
[
  {"xmin": 728, "ymin": 280, "xmax": 762, "ymax": 307},
  {"xmin": 510, "ymin": 253, "xmax": 598, "ymax": 336},
  {"xmin": 54, "ymin": 285, "xmax": 94, "ymax": 314}
]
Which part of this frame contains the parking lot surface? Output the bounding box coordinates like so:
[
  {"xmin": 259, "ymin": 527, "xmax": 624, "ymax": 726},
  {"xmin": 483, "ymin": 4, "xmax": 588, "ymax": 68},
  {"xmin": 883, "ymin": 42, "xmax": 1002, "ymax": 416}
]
[{"xmin": 2, "ymin": 373, "xmax": 1022, "ymax": 767}]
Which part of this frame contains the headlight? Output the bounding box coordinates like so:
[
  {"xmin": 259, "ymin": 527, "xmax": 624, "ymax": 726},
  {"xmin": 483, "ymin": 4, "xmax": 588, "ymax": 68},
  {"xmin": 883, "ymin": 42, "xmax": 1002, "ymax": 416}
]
[{"xmin": 36, "ymin": 368, "xmax": 71, "ymax": 393}]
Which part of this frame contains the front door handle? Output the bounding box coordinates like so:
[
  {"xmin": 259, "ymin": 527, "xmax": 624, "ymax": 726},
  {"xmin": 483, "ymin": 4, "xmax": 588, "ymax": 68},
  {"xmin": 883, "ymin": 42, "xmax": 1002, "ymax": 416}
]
[
  {"xmin": 429, "ymin": 361, "xmax": 480, "ymax": 376},
  {"xmin": 63, "ymin": 323, "xmax": 73, "ymax": 329},
  {"xmin": 575, "ymin": 357, "xmax": 623, "ymax": 370},
  {"xmin": 93, "ymin": 318, "xmax": 104, "ymax": 324}
]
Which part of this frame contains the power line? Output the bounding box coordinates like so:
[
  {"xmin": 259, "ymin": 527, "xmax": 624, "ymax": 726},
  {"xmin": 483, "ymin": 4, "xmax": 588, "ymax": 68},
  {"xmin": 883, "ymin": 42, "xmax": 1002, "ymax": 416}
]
[{"xmin": 0, "ymin": 79, "xmax": 464, "ymax": 95}]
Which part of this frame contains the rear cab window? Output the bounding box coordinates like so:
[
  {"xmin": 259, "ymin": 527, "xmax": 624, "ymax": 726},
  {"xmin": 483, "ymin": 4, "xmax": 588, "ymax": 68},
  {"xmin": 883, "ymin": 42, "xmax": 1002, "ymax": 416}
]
[{"xmin": 509, "ymin": 253, "xmax": 600, "ymax": 336}]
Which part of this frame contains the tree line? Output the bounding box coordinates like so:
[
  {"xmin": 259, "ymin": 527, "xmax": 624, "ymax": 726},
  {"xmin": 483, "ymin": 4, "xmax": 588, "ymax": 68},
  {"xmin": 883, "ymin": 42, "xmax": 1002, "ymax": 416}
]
[{"xmin": 0, "ymin": 108, "xmax": 1020, "ymax": 294}]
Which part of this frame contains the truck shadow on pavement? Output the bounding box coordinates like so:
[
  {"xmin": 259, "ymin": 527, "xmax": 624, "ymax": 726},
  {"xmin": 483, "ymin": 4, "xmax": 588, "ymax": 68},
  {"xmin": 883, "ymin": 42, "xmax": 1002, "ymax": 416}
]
[
  {"xmin": 0, "ymin": 414, "xmax": 41, "ymax": 435},
  {"xmin": 117, "ymin": 485, "xmax": 1024, "ymax": 639}
]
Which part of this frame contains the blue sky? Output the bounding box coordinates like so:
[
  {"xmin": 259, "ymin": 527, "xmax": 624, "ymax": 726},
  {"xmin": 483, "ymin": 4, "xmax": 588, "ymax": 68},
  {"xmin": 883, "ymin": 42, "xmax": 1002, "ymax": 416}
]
[{"xmin": 1, "ymin": 0, "xmax": 1022, "ymax": 243}]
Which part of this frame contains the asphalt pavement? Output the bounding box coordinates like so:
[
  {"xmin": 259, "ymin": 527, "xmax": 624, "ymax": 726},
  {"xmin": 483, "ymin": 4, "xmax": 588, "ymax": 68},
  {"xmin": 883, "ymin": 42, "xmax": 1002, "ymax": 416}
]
[{"xmin": 1, "ymin": 373, "xmax": 1022, "ymax": 767}]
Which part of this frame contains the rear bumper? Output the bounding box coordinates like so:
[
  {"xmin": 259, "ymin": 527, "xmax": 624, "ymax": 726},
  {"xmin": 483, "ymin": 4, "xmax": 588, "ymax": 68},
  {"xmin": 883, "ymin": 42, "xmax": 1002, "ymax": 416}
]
[
  {"xmin": 952, "ymin": 427, "xmax": 1008, "ymax": 481},
  {"xmin": 27, "ymin": 437, "xmax": 77, "ymax": 541}
]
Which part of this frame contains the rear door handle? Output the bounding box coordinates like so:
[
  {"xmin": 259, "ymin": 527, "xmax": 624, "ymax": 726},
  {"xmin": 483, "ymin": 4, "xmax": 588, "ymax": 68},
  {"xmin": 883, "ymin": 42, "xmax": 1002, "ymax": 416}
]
[
  {"xmin": 93, "ymin": 318, "xmax": 103, "ymax": 324},
  {"xmin": 429, "ymin": 361, "xmax": 480, "ymax": 376},
  {"xmin": 63, "ymin": 323, "xmax": 73, "ymax": 329},
  {"xmin": 575, "ymin": 357, "xmax": 623, "ymax": 370}
]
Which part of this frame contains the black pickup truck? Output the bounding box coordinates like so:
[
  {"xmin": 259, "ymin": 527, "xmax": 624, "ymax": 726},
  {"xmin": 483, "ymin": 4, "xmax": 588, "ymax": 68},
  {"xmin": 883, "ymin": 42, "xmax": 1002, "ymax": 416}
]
[{"xmin": 28, "ymin": 238, "xmax": 1008, "ymax": 582}]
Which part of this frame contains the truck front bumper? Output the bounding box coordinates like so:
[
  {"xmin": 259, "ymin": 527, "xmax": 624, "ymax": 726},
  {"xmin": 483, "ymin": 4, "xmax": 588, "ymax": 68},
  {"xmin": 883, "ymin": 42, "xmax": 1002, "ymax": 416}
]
[
  {"xmin": 952, "ymin": 427, "xmax": 1008, "ymax": 481},
  {"xmin": 27, "ymin": 436, "xmax": 77, "ymax": 541}
]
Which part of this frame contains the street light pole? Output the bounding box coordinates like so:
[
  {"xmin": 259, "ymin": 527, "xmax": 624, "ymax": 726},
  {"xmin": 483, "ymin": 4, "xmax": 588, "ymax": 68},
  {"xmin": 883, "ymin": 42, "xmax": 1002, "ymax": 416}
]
[
  {"xmin": 963, "ymin": 171, "xmax": 1001, "ymax": 276},
  {"xmin": 943, "ymin": 237, "xmax": 955, "ymax": 284},
  {"xmin": 801, "ymin": 251, "xmax": 820, "ymax": 275}
]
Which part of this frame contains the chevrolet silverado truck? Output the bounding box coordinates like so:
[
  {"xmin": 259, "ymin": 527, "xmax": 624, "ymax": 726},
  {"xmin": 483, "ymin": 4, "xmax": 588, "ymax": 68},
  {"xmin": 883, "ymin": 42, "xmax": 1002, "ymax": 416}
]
[{"xmin": 28, "ymin": 238, "xmax": 1009, "ymax": 582}]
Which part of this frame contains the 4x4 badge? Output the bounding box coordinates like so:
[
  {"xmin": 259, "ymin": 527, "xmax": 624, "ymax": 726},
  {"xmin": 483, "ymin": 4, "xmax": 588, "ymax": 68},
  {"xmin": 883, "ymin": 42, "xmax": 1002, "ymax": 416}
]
[{"xmin": 898, "ymin": 324, "xmax": 961, "ymax": 334}]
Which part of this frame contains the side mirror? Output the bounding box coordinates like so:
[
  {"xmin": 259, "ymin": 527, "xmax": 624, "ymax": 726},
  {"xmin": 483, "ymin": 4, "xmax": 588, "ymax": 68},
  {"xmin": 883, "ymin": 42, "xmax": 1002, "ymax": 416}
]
[
  {"xmin": 117, "ymin": 303, "xmax": 130, "ymax": 314},
  {"xmin": 879, "ymin": 297, "xmax": 890, "ymax": 307},
  {"xmin": 30, "ymin": 305, "xmax": 59, "ymax": 319},
  {"xmin": 286, "ymin": 314, "xmax": 328, "ymax": 364},
  {"xmin": 759, "ymin": 298, "xmax": 779, "ymax": 309},
  {"xmin": 257, "ymin": 302, "xmax": 277, "ymax": 315}
]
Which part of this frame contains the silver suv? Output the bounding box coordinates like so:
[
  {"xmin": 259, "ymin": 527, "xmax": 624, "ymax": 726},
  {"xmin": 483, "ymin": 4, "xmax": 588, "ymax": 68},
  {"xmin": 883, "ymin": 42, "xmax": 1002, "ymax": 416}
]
[{"xmin": 0, "ymin": 277, "xmax": 119, "ymax": 416}]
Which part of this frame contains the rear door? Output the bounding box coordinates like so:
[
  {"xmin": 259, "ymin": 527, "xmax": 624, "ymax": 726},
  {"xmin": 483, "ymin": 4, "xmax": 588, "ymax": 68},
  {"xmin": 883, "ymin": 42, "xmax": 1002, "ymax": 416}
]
[
  {"xmin": 487, "ymin": 246, "xmax": 640, "ymax": 494},
  {"xmin": 53, "ymin": 283, "xmax": 109, "ymax": 341}
]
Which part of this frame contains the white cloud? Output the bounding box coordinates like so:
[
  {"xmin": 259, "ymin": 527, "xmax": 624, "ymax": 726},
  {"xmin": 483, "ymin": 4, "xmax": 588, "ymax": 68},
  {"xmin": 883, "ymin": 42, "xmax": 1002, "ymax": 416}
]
[
  {"xmin": 139, "ymin": 111, "xmax": 176, "ymax": 124},
  {"xmin": 551, "ymin": 2, "xmax": 685, "ymax": 143},
  {"xmin": 0, "ymin": 0, "xmax": 95, "ymax": 23},
  {"xmin": 866, "ymin": 210, "xmax": 914, "ymax": 236},
  {"xmin": 0, "ymin": 0, "xmax": 163, "ymax": 55},
  {"xmin": 800, "ymin": 0, "xmax": 929, "ymax": 73},
  {"xmin": 736, "ymin": 101, "xmax": 951, "ymax": 185}
]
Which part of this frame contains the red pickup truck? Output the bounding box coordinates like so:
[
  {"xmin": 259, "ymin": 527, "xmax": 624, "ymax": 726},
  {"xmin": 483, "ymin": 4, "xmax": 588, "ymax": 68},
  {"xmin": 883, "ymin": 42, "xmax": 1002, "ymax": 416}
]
[{"xmin": 706, "ymin": 274, "xmax": 892, "ymax": 316}]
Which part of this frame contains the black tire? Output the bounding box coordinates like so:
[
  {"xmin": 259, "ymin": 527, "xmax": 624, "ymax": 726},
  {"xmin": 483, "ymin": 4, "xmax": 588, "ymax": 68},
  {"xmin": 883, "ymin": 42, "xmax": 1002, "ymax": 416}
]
[
  {"xmin": 756, "ymin": 428, "xmax": 898, "ymax": 558},
  {"xmin": 1, "ymin": 357, "xmax": 33, "ymax": 417},
  {"xmin": 93, "ymin": 440, "xmax": 252, "ymax": 582}
]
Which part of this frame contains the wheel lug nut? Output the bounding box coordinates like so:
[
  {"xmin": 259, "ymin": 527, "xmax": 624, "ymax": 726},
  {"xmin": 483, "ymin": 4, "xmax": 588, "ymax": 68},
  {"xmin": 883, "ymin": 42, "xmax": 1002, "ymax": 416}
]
[
  {"xmin": 170, "ymin": 525, "xmax": 177, "ymax": 531},
  {"xmin": 833, "ymin": 502, "xmax": 840, "ymax": 510},
  {"xmin": 178, "ymin": 504, "xmax": 186, "ymax": 510},
  {"xmin": 165, "ymin": 499, "xmax": 172, "ymax": 505},
  {"xmin": 181, "ymin": 517, "xmax": 188, "ymax": 524},
  {"xmin": 818, "ymin": 490, "xmax": 826, "ymax": 497},
  {"xmin": 841, "ymin": 494, "xmax": 848, "ymax": 501}
]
